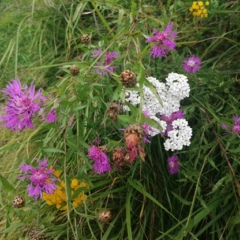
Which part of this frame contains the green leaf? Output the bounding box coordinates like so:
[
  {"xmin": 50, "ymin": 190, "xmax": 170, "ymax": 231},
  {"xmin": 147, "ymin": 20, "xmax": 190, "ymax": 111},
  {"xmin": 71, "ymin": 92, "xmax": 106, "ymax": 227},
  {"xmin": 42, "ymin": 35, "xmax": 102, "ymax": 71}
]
[
  {"xmin": 0, "ymin": 174, "xmax": 15, "ymax": 191},
  {"xmin": 171, "ymin": 191, "xmax": 192, "ymax": 205},
  {"xmin": 42, "ymin": 148, "xmax": 65, "ymax": 154},
  {"xmin": 117, "ymin": 115, "xmax": 135, "ymax": 124}
]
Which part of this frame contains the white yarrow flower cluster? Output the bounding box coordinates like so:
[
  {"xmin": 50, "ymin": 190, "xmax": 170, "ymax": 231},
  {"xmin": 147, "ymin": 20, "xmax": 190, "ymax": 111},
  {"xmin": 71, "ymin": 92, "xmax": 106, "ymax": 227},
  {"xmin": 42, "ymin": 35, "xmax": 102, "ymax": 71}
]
[
  {"xmin": 124, "ymin": 72, "xmax": 192, "ymax": 151},
  {"xmin": 163, "ymin": 119, "xmax": 192, "ymax": 151}
]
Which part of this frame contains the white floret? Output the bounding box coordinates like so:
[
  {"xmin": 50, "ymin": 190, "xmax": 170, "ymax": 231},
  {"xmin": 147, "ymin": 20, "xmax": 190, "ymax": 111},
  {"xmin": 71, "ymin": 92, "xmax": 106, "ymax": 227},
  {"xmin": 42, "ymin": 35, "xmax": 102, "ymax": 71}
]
[{"xmin": 163, "ymin": 119, "xmax": 192, "ymax": 151}]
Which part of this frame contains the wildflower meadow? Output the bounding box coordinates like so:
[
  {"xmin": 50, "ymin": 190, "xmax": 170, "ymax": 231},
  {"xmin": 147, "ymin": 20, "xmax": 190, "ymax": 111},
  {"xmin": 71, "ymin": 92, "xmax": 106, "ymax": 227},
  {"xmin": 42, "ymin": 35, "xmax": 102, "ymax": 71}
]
[{"xmin": 0, "ymin": 0, "xmax": 240, "ymax": 239}]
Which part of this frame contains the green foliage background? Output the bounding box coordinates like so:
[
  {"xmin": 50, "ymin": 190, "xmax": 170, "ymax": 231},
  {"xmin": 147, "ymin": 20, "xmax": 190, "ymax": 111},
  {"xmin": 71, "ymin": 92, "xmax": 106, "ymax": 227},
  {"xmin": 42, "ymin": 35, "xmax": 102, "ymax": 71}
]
[{"xmin": 0, "ymin": 0, "xmax": 240, "ymax": 239}]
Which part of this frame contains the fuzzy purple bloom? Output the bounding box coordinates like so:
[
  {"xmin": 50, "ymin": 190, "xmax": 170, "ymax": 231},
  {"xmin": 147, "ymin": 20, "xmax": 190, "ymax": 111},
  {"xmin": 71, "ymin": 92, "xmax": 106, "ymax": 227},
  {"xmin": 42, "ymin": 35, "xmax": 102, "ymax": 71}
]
[
  {"xmin": 92, "ymin": 49, "xmax": 119, "ymax": 76},
  {"xmin": 183, "ymin": 56, "xmax": 201, "ymax": 73},
  {"xmin": 18, "ymin": 158, "xmax": 57, "ymax": 199},
  {"xmin": 88, "ymin": 145, "xmax": 111, "ymax": 174},
  {"xmin": 161, "ymin": 110, "xmax": 185, "ymax": 135},
  {"xmin": 146, "ymin": 22, "xmax": 177, "ymax": 58},
  {"xmin": 232, "ymin": 116, "xmax": 240, "ymax": 135},
  {"xmin": 43, "ymin": 109, "xmax": 57, "ymax": 123},
  {"xmin": 1, "ymin": 79, "xmax": 44, "ymax": 131},
  {"xmin": 221, "ymin": 115, "xmax": 240, "ymax": 135},
  {"xmin": 167, "ymin": 156, "xmax": 180, "ymax": 174}
]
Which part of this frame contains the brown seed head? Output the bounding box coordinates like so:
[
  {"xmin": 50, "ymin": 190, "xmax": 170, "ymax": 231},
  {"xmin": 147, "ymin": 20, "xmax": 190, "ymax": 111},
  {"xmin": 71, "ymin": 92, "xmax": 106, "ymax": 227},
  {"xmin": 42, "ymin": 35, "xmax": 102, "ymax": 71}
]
[
  {"xmin": 98, "ymin": 210, "xmax": 112, "ymax": 223},
  {"xmin": 12, "ymin": 195, "xmax": 25, "ymax": 208},
  {"xmin": 106, "ymin": 101, "xmax": 124, "ymax": 121},
  {"xmin": 124, "ymin": 123, "xmax": 145, "ymax": 141},
  {"xmin": 120, "ymin": 70, "xmax": 137, "ymax": 87},
  {"xmin": 70, "ymin": 65, "xmax": 80, "ymax": 76},
  {"xmin": 81, "ymin": 34, "xmax": 91, "ymax": 44},
  {"xmin": 28, "ymin": 227, "xmax": 46, "ymax": 240},
  {"xmin": 98, "ymin": 145, "xmax": 108, "ymax": 153},
  {"xmin": 112, "ymin": 146, "xmax": 125, "ymax": 166}
]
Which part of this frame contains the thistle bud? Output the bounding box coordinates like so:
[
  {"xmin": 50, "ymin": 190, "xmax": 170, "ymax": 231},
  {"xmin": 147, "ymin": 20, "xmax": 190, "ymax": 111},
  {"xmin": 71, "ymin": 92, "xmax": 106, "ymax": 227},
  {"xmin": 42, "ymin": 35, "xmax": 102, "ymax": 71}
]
[
  {"xmin": 120, "ymin": 70, "xmax": 137, "ymax": 87},
  {"xmin": 70, "ymin": 65, "xmax": 80, "ymax": 76}
]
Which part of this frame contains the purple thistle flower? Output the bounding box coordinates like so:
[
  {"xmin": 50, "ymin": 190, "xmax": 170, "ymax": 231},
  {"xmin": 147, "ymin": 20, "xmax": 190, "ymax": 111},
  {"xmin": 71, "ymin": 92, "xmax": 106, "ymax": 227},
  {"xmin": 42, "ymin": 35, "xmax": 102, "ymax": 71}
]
[
  {"xmin": 221, "ymin": 115, "xmax": 240, "ymax": 135},
  {"xmin": 1, "ymin": 79, "xmax": 44, "ymax": 131},
  {"xmin": 167, "ymin": 156, "xmax": 180, "ymax": 174},
  {"xmin": 146, "ymin": 22, "xmax": 177, "ymax": 59},
  {"xmin": 18, "ymin": 158, "xmax": 57, "ymax": 199},
  {"xmin": 232, "ymin": 115, "xmax": 240, "ymax": 135},
  {"xmin": 161, "ymin": 110, "xmax": 185, "ymax": 135},
  {"xmin": 43, "ymin": 109, "xmax": 57, "ymax": 123},
  {"xmin": 92, "ymin": 49, "xmax": 119, "ymax": 76},
  {"xmin": 88, "ymin": 145, "xmax": 111, "ymax": 174},
  {"xmin": 183, "ymin": 56, "xmax": 201, "ymax": 73}
]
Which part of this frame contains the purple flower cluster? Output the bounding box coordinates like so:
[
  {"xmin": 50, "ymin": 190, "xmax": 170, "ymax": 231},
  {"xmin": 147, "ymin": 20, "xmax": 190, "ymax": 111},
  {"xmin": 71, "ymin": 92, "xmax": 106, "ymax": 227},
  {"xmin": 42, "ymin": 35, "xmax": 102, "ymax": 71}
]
[
  {"xmin": 18, "ymin": 158, "xmax": 57, "ymax": 199},
  {"xmin": 88, "ymin": 145, "xmax": 111, "ymax": 174},
  {"xmin": 167, "ymin": 156, "xmax": 180, "ymax": 174},
  {"xmin": 1, "ymin": 79, "xmax": 44, "ymax": 131},
  {"xmin": 146, "ymin": 22, "xmax": 177, "ymax": 58},
  {"xmin": 160, "ymin": 110, "xmax": 185, "ymax": 136},
  {"xmin": 1, "ymin": 79, "xmax": 58, "ymax": 131},
  {"xmin": 92, "ymin": 49, "xmax": 119, "ymax": 76},
  {"xmin": 43, "ymin": 109, "xmax": 57, "ymax": 123},
  {"xmin": 222, "ymin": 115, "xmax": 240, "ymax": 135},
  {"xmin": 183, "ymin": 56, "xmax": 201, "ymax": 73}
]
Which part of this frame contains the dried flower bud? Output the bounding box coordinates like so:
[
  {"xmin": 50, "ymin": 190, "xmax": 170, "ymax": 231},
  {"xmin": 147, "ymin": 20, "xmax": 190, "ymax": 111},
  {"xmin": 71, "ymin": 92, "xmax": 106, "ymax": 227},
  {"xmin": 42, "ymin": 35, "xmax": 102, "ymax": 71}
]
[
  {"xmin": 112, "ymin": 146, "xmax": 125, "ymax": 167},
  {"xmin": 28, "ymin": 227, "xmax": 46, "ymax": 240},
  {"xmin": 81, "ymin": 34, "xmax": 91, "ymax": 44},
  {"xmin": 98, "ymin": 210, "xmax": 112, "ymax": 223},
  {"xmin": 106, "ymin": 101, "xmax": 124, "ymax": 121},
  {"xmin": 124, "ymin": 124, "xmax": 145, "ymax": 162},
  {"xmin": 120, "ymin": 70, "xmax": 137, "ymax": 87},
  {"xmin": 12, "ymin": 195, "xmax": 25, "ymax": 208},
  {"xmin": 124, "ymin": 123, "xmax": 145, "ymax": 141},
  {"xmin": 70, "ymin": 65, "xmax": 80, "ymax": 76},
  {"xmin": 98, "ymin": 145, "xmax": 108, "ymax": 153}
]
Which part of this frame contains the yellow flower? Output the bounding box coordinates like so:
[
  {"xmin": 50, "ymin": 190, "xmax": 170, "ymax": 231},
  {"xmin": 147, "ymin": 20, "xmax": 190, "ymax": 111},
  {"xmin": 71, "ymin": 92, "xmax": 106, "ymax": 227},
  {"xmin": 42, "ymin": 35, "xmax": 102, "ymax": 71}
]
[
  {"xmin": 53, "ymin": 170, "xmax": 61, "ymax": 178},
  {"xmin": 60, "ymin": 181, "xmax": 65, "ymax": 188},
  {"xmin": 198, "ymin": 1, "xmax": 203, "ymax": 6},
  {"xmin": 71, "ymin": 179, "xmax": 79, "ymax": 188},
  {"xmin": 205, "ymin": 1, "xmax": 210, "ymax": 6}
]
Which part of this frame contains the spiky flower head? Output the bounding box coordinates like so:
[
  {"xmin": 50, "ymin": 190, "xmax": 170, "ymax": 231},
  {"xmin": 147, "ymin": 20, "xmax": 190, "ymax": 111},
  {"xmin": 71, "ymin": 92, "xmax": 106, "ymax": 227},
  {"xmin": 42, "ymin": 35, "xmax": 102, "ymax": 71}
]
[
  {"xmin": 18, "ymin": 158, "xmax": 57, "ymax": 200},
  {"xmin": 112, "ymin": 146, "xmax": 126, "ymax": 168},
  {"xmin": 106, "ymin": 101, "xmax": 124, "ymax": 121},
  {"xmin": 1, "ymin": 79, "xmax": 44, "ymax": 131},
  {"xmin": 167, "ymin": 156, "xmax": 180, "ymax": 174},
  {"xmin": 120, "ymin": 70, "xmax": 137, "ymax": 87},
  {"xmin": 43, "ymin": 108, "xmax": 57, "ymax": 123},
  {"xmin": 124, "ymin": 124, "xmax": 145, "ymax": 162},
  {"xmin": 92, "ymin": 49, "xmax": 119, "ymax": 76},
  {"xmin": 27, "ymin": 227, "xmax": 46, "ymax": 240},
  {"xmin": 232, "ymin": 116, "xmax": 240, "ymax": 135},
  {"xmin": 88, "ymin": 145, "xmax": 111, "ymax": 174},
  {"xmin": 81, "ymin": 34, "xmax": 91, "ymax": 44},
  {"xmin": 12, "ymin": 195, "xmax": 25, "ymax": 208},
  {"xmin": 70, "ymin": 65, "xmax": 80, "ymax": 76},
  {"xmin": 98, "ymin": 210, "xmax": 112, "ymax": 223},
  {"xmin": 146, "ymin": 22, "xmax": 177, "ymax": 58},
  {"xmin": 183, "ymin": 56, "xmax": 201, "ymax": 73}
]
